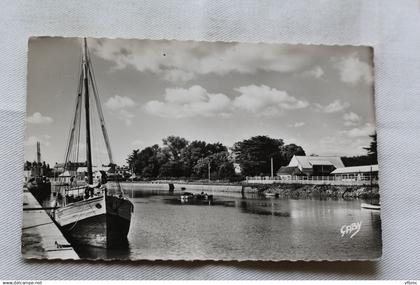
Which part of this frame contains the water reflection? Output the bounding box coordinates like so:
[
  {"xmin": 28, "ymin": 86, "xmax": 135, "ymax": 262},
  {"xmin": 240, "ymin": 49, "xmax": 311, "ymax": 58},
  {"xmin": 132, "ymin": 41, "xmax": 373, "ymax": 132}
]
[
  {"xmin": 237, "ymin": 199, "xmax": 290, "ymax": 217},
  {"xmin": 44, "ymin": 185, "xmax": 381, "ymax": 260},
  {"xmin": 76, "ymin": 242, "xmax": 131, "ymax": 260}
]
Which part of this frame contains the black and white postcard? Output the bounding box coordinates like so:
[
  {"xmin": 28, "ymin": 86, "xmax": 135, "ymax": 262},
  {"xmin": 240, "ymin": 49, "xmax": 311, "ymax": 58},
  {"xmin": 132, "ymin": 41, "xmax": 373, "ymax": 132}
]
[{"xmin": 22, "ymin": 37, "xmax": 381, "ymax": 261}]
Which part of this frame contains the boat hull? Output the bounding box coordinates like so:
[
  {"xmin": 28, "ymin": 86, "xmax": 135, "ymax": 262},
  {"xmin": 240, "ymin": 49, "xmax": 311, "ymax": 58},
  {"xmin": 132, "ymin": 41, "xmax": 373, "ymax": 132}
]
[
  {"xmin": 361, "ymin": 202, "xmax": 381, "ymax": 210},
  {"xmin": 53, "ymin": 195, "xmax": 133, "ymax": 248},
  {"xmin": 27, "ymin": 180, "xmax": 51, "ymax": 203}
]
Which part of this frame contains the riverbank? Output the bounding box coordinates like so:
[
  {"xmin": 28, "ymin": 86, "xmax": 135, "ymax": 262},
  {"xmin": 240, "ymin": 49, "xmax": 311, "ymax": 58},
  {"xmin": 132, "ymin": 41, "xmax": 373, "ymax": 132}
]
[
  {"xmin": 245, "ymin": 183, "xmax": 380, "ymax": 199},
  {"xmin": 117, "ymin": 181, "xmax": 379, "ymax": 199},
  {"xmin": 118, "ymin": 181, "xmax": 243, "ymax": 193}
]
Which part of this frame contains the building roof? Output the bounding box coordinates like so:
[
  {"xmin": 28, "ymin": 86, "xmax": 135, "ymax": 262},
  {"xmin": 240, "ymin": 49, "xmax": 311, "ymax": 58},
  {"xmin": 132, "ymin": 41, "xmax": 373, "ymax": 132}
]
[
  {"xmin": 290, "ymin": 155, "xmax": 344, "ymax": 169},
  {"xmin": 277, "ymin": 166, "xmax": 299, "ymax": 175},
  {"xmin": 331, "ymin": 164, "xmax": 379, "ymax": 174},
  {"xmin": 76, "ymin": 166, "xmax": 111, "ymax": 172},
  {"xmin": 309, "ymin": 160, "xmax": 333, "ymax": 166}
]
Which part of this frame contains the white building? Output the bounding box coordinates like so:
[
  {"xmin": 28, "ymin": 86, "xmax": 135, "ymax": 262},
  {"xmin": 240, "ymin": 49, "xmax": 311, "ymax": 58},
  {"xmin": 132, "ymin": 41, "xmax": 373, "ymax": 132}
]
[
  {"xmin": 331, "ymin": 164, "xmax": 379, "ymax": 181},
  {"xmin": 285, "ymin": 155, "xmax": 345, "ymax": 176}
]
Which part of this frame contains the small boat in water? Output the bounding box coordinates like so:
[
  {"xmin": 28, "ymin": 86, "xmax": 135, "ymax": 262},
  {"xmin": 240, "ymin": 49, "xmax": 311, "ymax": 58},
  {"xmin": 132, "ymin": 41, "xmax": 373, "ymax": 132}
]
[
  {"xmin": 361, "ymin": 203, "xmax": 381, "ymax": 210},
  {"xmin": 180, "ymin": 192, "xmax": 213, "ymax": 203},
  {"xmin": 180, "ymin": 192, "xmax": 194, "ymax": 201},
  {"xmin": 264, "ymin": 191, "xmax": 279, "ymax": 198},
  {"xmin": 360, "ymin": 167, "xmax": 380, "ymax": 211}
]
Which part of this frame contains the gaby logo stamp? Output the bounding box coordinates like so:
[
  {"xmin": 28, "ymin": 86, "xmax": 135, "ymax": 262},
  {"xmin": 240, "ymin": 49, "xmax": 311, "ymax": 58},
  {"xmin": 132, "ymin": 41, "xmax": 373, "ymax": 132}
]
[{"xmin": 340, "ymin": 221, "xmax": 362, "ymax": 238}]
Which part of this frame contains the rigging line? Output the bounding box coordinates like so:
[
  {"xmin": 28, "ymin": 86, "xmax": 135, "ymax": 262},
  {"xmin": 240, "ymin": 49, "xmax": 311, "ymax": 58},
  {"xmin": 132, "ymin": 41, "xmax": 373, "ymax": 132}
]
[
  {"xmin": 75, "ymin": 89, "xmax": 82, "ymax": 165},
  {"xmin": 87, "ymin": 44, "xmax": 124, "ymax": 196},
  {"xmin": 91, "ymin": 92, "xmax": 100, "ymax": 168},
  {"xmin": 63, "ymin": 45, "xmax": 83, "ymax": 168},
  {"xmin": 73, "ymin": 84, "xmax": 82, "ymax": 167},
  {"xmin": 93, "ymin": 90, "xmax": 104, "ymax": 166},
  {"xmin": 89, "ymin": 67, "xmax": 114, "ymax": 165},
  {"xmin": 87, "ymin": 49, "xmax": 114, "ymax": 164},
  {"xmin": 89, "ymin": 57, "xmax": 125, "ymax": 197},
  {"xmin": 64, "ymin": 66, "xmax": 84, "ymax": 170},
  {"xmin": 74, "ymin": 44, "xmax": 83, "ymax": 169}
]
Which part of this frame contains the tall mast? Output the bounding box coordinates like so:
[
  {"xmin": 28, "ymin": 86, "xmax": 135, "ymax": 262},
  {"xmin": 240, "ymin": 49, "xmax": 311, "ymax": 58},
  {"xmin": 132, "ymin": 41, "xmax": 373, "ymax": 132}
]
[
  {"xmin": 83, "ymin": 38, "xmax": 93, "ymax": 184},
  {"xmin": 37, "ymin": 141, "xmax": 42, "ymax": 176},
  {"xmin": 36, "ymin": 141, "xmax": 41, "ymax": 164}
]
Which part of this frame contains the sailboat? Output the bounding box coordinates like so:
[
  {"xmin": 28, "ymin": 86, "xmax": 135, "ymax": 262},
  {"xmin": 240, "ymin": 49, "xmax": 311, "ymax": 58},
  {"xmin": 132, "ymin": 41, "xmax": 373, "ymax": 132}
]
[
  {"xmin": 51, "ymin": 38, "xmax": 134, "ymax": 248},
  {"xmin": 26, "ymin": 141, "xmax": 51, "ymax": 203}
]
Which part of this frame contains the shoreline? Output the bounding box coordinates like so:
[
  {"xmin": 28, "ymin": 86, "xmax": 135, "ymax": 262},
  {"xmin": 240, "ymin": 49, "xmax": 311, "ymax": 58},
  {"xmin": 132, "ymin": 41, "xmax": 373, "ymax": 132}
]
[
  {"xmin": 245, "ymin": 183, "xmax": 380, "ymax": 199},
  {"xmin": 116, "ymin": 181, "xmax": 379, "ymax": 199}
]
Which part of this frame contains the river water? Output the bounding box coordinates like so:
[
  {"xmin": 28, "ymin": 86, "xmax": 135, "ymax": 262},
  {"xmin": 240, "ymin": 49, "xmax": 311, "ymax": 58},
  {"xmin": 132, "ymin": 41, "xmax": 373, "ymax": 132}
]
[{"xmin": 69, "ymin": 184, "xmax": 382, "ymax": 261}]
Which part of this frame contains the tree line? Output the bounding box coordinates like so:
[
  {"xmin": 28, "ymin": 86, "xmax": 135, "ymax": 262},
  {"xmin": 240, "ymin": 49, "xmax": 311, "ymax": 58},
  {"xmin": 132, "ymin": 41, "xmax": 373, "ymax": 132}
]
[
  {"xmin": 126, "ymin": 135, "xmax": 306, "ymax": 181},
  {"xmin": 342, "ymin": 134, "xmax": 378, "ymax": 166},
  {"xmin": 24, "ymin": 161, "xmax": 53, "ymax": 177}
]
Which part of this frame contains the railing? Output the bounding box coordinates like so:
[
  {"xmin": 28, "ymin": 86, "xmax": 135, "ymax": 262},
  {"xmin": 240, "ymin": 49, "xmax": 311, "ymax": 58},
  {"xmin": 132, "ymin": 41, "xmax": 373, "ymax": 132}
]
[{"xmin": 245, "ymin": 175, "xmax": 378, "ymax": 185}]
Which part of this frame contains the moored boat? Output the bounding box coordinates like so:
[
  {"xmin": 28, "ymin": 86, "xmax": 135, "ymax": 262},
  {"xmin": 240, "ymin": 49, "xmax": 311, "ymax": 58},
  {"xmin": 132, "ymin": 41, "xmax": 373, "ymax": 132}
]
[
  {"xmin": 27, "ymin": 176, "xmax": 51, "ymax": 203},
  {"xmin": 50, "ymin": 38, "xmax": 133, "ymax": 248},
  {"xmin": 180, "ymin": 192, "xmax": 194, "ymax": 201},
  {"xmin": 361, "ymin": 202, "xmax": 381, "ymax": 210},
  {"xmin": 264, "ymin": 191, "xmax": 279, "ymax": 198},
  {"xmin": 52, "ymin": 188, "xmax": 133, "ymax": 248},
  {"xmin": 26, "ymin": 142, "xmax": 52, "ymax": 203},
  {"xmin": 180, "ymin": 192, "xmax": 213, "ymax": 203},
  {"xmin": 360, "ymin": 166, "xmax": 380, "ymax": 211}
]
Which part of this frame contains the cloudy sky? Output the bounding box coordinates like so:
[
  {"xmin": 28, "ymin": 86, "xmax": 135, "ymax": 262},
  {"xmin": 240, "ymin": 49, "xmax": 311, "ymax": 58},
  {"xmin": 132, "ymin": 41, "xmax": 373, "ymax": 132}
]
[{"xmin": 25, "ymin": 37, "xmax": 375, "ymax": 166}]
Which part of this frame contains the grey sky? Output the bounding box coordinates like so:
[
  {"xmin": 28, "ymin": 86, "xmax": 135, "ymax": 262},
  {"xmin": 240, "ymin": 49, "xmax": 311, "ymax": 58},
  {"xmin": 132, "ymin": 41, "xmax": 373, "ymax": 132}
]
[{"xmin": 25, "ymin": 37, "xmax": 375, "ymax": 166}]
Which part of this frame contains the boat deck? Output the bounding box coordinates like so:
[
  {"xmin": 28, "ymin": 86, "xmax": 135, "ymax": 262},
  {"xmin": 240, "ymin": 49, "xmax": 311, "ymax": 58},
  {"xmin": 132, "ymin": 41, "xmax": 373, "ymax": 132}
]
[{"xmin": 22, "ymin": 188, "xmax": 79, "ymax": 260}]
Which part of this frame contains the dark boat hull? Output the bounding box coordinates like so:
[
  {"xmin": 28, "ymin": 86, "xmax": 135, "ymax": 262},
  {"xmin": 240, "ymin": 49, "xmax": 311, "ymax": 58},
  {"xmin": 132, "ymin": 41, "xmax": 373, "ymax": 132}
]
[
  {"xmin": 27, "ymin": 180, "xmax": 51, "ymax": 203},
  {"xmin": 54, "ymin": 195, "xmax": 133, "ymax": 248}
]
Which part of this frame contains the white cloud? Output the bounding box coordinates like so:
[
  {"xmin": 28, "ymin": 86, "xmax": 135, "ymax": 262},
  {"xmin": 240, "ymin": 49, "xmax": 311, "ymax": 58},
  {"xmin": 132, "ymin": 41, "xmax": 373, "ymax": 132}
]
[
  {"xmin": 105, "ymin": 95, "xmax": 136, "ymax": 126},
  {"xmin": 342, "ymin": 123, "xmax": 375, "ymax": 138},
  {"xmin": 25, "ymin": 135, "xmax": 51, "ymax": 146},
  {"xmin": 145, "ymin": 85, "xmax": 232, "ymax": 118},
  {"xmin": 334, "ymin": 53, "xmax": 373, "ymax": 85},
  {"xmin": 26, "ymin": 112, "xmax": 53, "ymax": 124},
  {"xmin": 314, "ymin": 99, "xmax": 350, "ymax": 113},
  {"xmin": 130, "ymin": 139, "xmax": 143, "ymax": 147},
  {"xmin": 293, "ymin": 122, "xmax": 305, "ymax": 128},
  {"xmin": 163, "ymin": 69, "xmax": 195, "ymax": 82},
  {"xmin": 343, "ymin": 112, "xmax": 361, "ymax": 126},
  {"xmin": 91, "ymin": 40, "xmax": 316, "ymax": 82},
  {"xmin": 105, "ymin": 95, "xmax": 136, "ymax": 110},
  {"xmin": 302, "ymin": 66, "xmax": 324, "ymax": 78},
  {"xmin": 145, "ymin": 84, "xmax": 309, "ymax": 118},
  {"xmin": 318, "ymin": 135, "xmax": 368, "ymax": 156},
  {"xmin": 233, "ymin": 85, "xmax": 309, "ymax": 116},
  {"xmin": 118, "ymin": 110, "xmax": 135, "ymax": 126}
]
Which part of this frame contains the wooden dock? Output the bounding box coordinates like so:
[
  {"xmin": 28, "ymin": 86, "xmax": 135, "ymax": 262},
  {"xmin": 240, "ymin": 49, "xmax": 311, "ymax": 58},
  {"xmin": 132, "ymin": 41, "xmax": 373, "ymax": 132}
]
[{"xmin": 22, "ymin": 189, "xmax": 79, "ymax": 260}]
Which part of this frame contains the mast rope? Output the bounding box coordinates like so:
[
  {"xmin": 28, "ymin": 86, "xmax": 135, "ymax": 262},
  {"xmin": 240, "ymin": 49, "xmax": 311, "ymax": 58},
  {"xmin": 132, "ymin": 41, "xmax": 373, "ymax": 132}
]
[
  {"xmin": 87, "ymin": 47, "xmax": 114, "ymax": 164},
  {"xmin": 62, "ymin": 39, "xmax": 125, "ymax": 197},
  {"xmin": 63, "ymin": 64, "xmax": 83, "ymax": 171}
]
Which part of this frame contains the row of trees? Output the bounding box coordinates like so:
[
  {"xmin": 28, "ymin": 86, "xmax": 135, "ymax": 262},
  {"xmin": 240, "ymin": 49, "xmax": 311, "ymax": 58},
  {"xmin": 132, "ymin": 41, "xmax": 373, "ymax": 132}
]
[
  {"xmin": 126, "ymin": 135, "xmax": 306, "ymax": 180},
  {"xmin": 342, "ymin": 134, "xmax": 378, "ymax": 166},
  {"xmin": 24, "ymin": 161, "xmax": 53, "ymax": 177}
]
